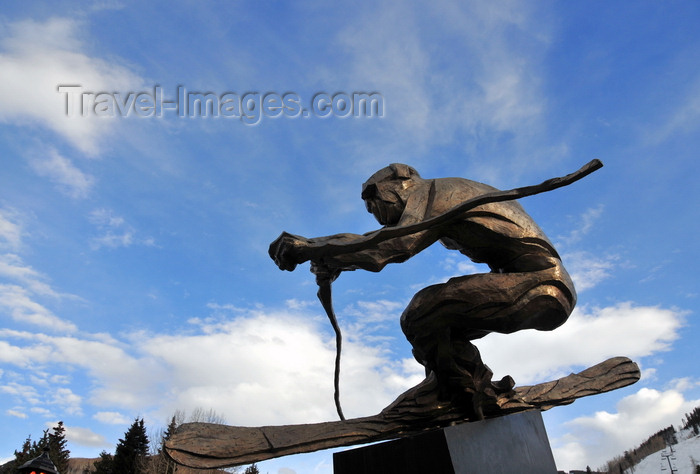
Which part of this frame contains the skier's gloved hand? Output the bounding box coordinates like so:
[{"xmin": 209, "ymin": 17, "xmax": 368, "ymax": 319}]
[
  {"xmin": 269, "ymin": 231, "xmax": 312, "ymax": 271},
  {"xmin": 311, "ymin": 261, "xmax": 341, "ymax": 285}
]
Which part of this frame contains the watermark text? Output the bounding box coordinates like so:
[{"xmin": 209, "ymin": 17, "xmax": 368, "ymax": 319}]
[{"xmin": 57, "ymin": 85, "xmax": 384, "ymax": 124}]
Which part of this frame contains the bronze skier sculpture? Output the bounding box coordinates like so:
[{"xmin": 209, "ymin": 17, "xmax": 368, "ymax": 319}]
[
  {"xmin": 270, "ymin": 163, "xmax": 576, "ymax": 419},
  {"xmin": 165, "ymin": 160, "xmax": 640, "ymax": 469}
]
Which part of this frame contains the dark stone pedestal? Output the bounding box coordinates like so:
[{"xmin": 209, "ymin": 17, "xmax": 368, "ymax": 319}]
[{"xmin": 333, "ymin": 410, "xmax": 557, "ymax": 474}]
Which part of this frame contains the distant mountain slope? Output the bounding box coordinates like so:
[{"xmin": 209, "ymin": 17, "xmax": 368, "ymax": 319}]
[
  {"xmin": 64, "ymin": 456, "xmax": 233, "ymax": 473},
  {"xmin": 624, "ymin": 429, "xmax": 700, "ymax": 474},
  {"xmin": 65, "ymin": 457, "xmax": 96, "ymax": 473}
]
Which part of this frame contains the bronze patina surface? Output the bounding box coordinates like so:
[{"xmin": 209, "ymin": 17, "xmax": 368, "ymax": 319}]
[
  {"xmin": 165, "ymin": 160, "xmax": 640, "ymax": 469},
  {"xmin": 270, "ymin": 161, "xmax": 590, "ymax": 418}
]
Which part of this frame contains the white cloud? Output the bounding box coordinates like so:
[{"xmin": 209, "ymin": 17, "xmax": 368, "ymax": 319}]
[
  {"xmin": 0, "ymin": 298, "xmax": 689, "ymax": 474},
  {"xmin": 0, "ymin": 284, "xmax": 77, "ymax": 332},
  {"xmin": 551, "ymin": 387, "xmax": 700, "ymax": 470},
  {"xmin": 563, "ymin": 250, "xmax": 618, "ymax": 292},
  {"xmin": 333, "ymin": 1, "xmax": 551, "ymax": 169},
  {"xmin": 667, "ymin": 377, "xmax": 700, "ymax": 393},
  {"xmin": 30, "ymin": 407, "xmax": 52, "ymax": 417},
  {"xmin": 648, "ymin": 73, "xmax": 700, "ymax": 144},
  {"xmin": 284, "ymin": 299, "xmax": 318, "ymax": 311},
  {"xmin": 28, "ymin": 148, "xmax": 95, "ymax": 198},
  {"xmin": 50, "ymin": 387, "xmax": 83, "ymax": 415},
  {"xmin": 89, "ymin": 208, "xmax": 126, "ymax": 228},
  {"xmin": 335, "ymin": 3, "xmax": 431, "ymax": 138},
  {"xmin": 0, "ymin": 253, "xmax": 70, "ymax": 299},
  {"xmin": 440, "ymin": 255, "xmax": 482, "ymax": 276},
  {"xmin": 0, "ymin": 17, "xmax": 145, "ymax": 155},
  {"xmin": 478, "ymin": 302, "xmax": 685, "ymax": 385},
  {"xmin": 143, "ymin": 310, "xmax": 420, "ymax": 423},
  {"xmin": 461, "ymin": 2, "xmax": 550, "ymax": 129},
  {"xmin": 344, "ymin": 299, "xmax": 404, "ymax": 324},
  {"xmin": 0, "ymin": 211, "xmax": 80, "ymax": 334},
  {"xmin": 6, "ymin": 408, "xmax": 27, "ymax": 418},
  {"xmin": 45, "ymin": 336, "xmax": 159, "ymax": 408},
  {"xmin": 88, "ymin": 208, "xmax": 154, "ymax": 250},
  {"xmin": 91, "ymin": 231, "xmax": 134, "ymax": 249},
  {"xmin": 0, "ymin": 298, "xmax": 686, "ymax": 462},
  {"xmin": 558, "ymin": 205, "xmax": 604, "ymax": 247},
  {"xmin": 93, "ymin": 411, "xmax": 131, "ymax": 425},
  {"xmin": 640, "ymin": 367, "xmax": 658, "ymax": 382},
  {"xmin": 65, "ymin": 425, "xmax": 110, "ymax": 448},
  {"xmin": 0, "ymin": 381, "xmax": 42, "ymax": 406},
  {"xmin": 0, "ymin": 330, "xmax": 160, "ymax": 423},
  {"xmin": 0, "ymin": 208, "xmax": 23, "ymax": 250},
  {"xmin": 0, "ymin": 306, "xmax": 423, "ymax": 427}
]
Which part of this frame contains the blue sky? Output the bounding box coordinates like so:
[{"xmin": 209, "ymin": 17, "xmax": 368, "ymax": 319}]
[{"xmin": 0, "ymin": 1, "xmax": 699, "ymax": 471}]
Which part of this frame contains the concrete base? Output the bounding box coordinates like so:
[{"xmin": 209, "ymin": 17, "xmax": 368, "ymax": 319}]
[{"xmin": 333, "ymin": 410, "xmax": 557, "ymax": 474}]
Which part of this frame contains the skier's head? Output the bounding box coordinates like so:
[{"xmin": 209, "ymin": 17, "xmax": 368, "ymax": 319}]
[{"xmin": 361, "ymin": 164, "xmax": 421, "ymax": 226}]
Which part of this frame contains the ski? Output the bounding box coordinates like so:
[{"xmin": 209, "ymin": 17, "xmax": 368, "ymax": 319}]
[{"xmin": 165, "ymin": 356, "xmax": 639, "ymax": 469}]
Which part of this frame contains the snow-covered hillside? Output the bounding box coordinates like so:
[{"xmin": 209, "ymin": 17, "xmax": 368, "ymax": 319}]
[{"xmin": 625, "ymin": 429, "xmax": 700, "ymax": 474}]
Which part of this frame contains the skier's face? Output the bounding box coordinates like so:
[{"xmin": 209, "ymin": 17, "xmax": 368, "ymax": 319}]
[{"xmin": 362, "ymin": 180, "xmax": 405, "ymax": 226}]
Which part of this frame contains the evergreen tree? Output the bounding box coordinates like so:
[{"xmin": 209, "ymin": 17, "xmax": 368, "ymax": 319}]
[
  {"xmin": 149, "ymin": 415, "xmax": 179, "ymax": 474},
  {"xmin": 48, "ymin": 421, "xmax": 70, "ymax": 473},
  {"xmin": 7, "ymin": 435, "xmax": 34, "ymax": 473},
  {"xmin": 10, "ymin": 431, "xmax": 49, "ymax": 473},
  {"xmin": 684, "ymin": 406, "xmax": 700, "ymax": 431},
  {"xmin": 163, "ymin": 415, "xmax": 178, "ymax": 442},
  {"xmin": 11, "ymin": 435, "xmax": 35, "ymax": 469},
  {"xmin": 243, "ymin": 464, "xmax": 260, "ymax": 474},
  {"xmin": 161, "ymin": 415, "xmax": 179, "ymax": 474},
  {"xmin": 113, "ymin": 418, "xmax": 150, "ymax": 474},
  {"xmin": 92, "ymin": 450, "xmax": 115, "ymax": 474},
  {"xmin": 6, "ymin": 423, "xmax": 68, "ymax": 474}
]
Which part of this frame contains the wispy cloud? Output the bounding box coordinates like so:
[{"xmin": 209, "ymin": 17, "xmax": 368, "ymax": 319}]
[
  {"xmin": 440, "ymin": 254, "xmax": 482, "ymax": 277},
  {"xmin": 88, "ymin": 208, "xmax": 155, "ymax": 250},
  {"xmin": 648, "ymin": 74, "xmax": 700, "ymax": 145},
  {"xmin": 0, "ymin": 17, "xmax": 145, "ymax": 155},
  {"xmin": 558, "ymin": 204, "xmax": 605, "ymax": 247},
  {"xmin": 6, "ymin": 409, "xmax": 28, "ymax": 419},
  {"xmin": 0, "ymin": 208, "xmax": 23, "ymax": 250},
  {"xmin": 344, "ymin": 300, "xmax": 404, "ymax": 324},
  {"xmin": 335, "ymin": 3, "xmax": 432, "ymax": 149},
  {"xmin": 93, "ymin": 411, "xmax": 131, "ymax": 425},
  {"xmin": 0, "ymin": 253, "xmax": 72, "ymax": 299},
  {"xmin": 0, "ymin": 329, "xmax": 154, "ymax": 419},
  {"xmin": 0, "ymin": 284, "xmax": 77, "ymax": 332},
  {"xmin": 0, "ymin": 209, "xmax": 79, "ymax": 332},
  {"xmin": 563, "ymin": 250, "xmax": 618, "ymax": 292},
  {"xmin": 50, "ymin": 387, "xmax": 83, "ymax": 415},
  {"xmin": 332, "ymin": 1, "xmax": 553, "ymax": 174},
  {"xmin": 64, "ymin": 425, "xmax": 110, "ymax": 448},
  {"xmin": 0, "ymin": 382, "xmax": 42, "ymax": 406},
  {"xmin": 28, "ymin": 148, "xmax": 95, "ymax": 198}
]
